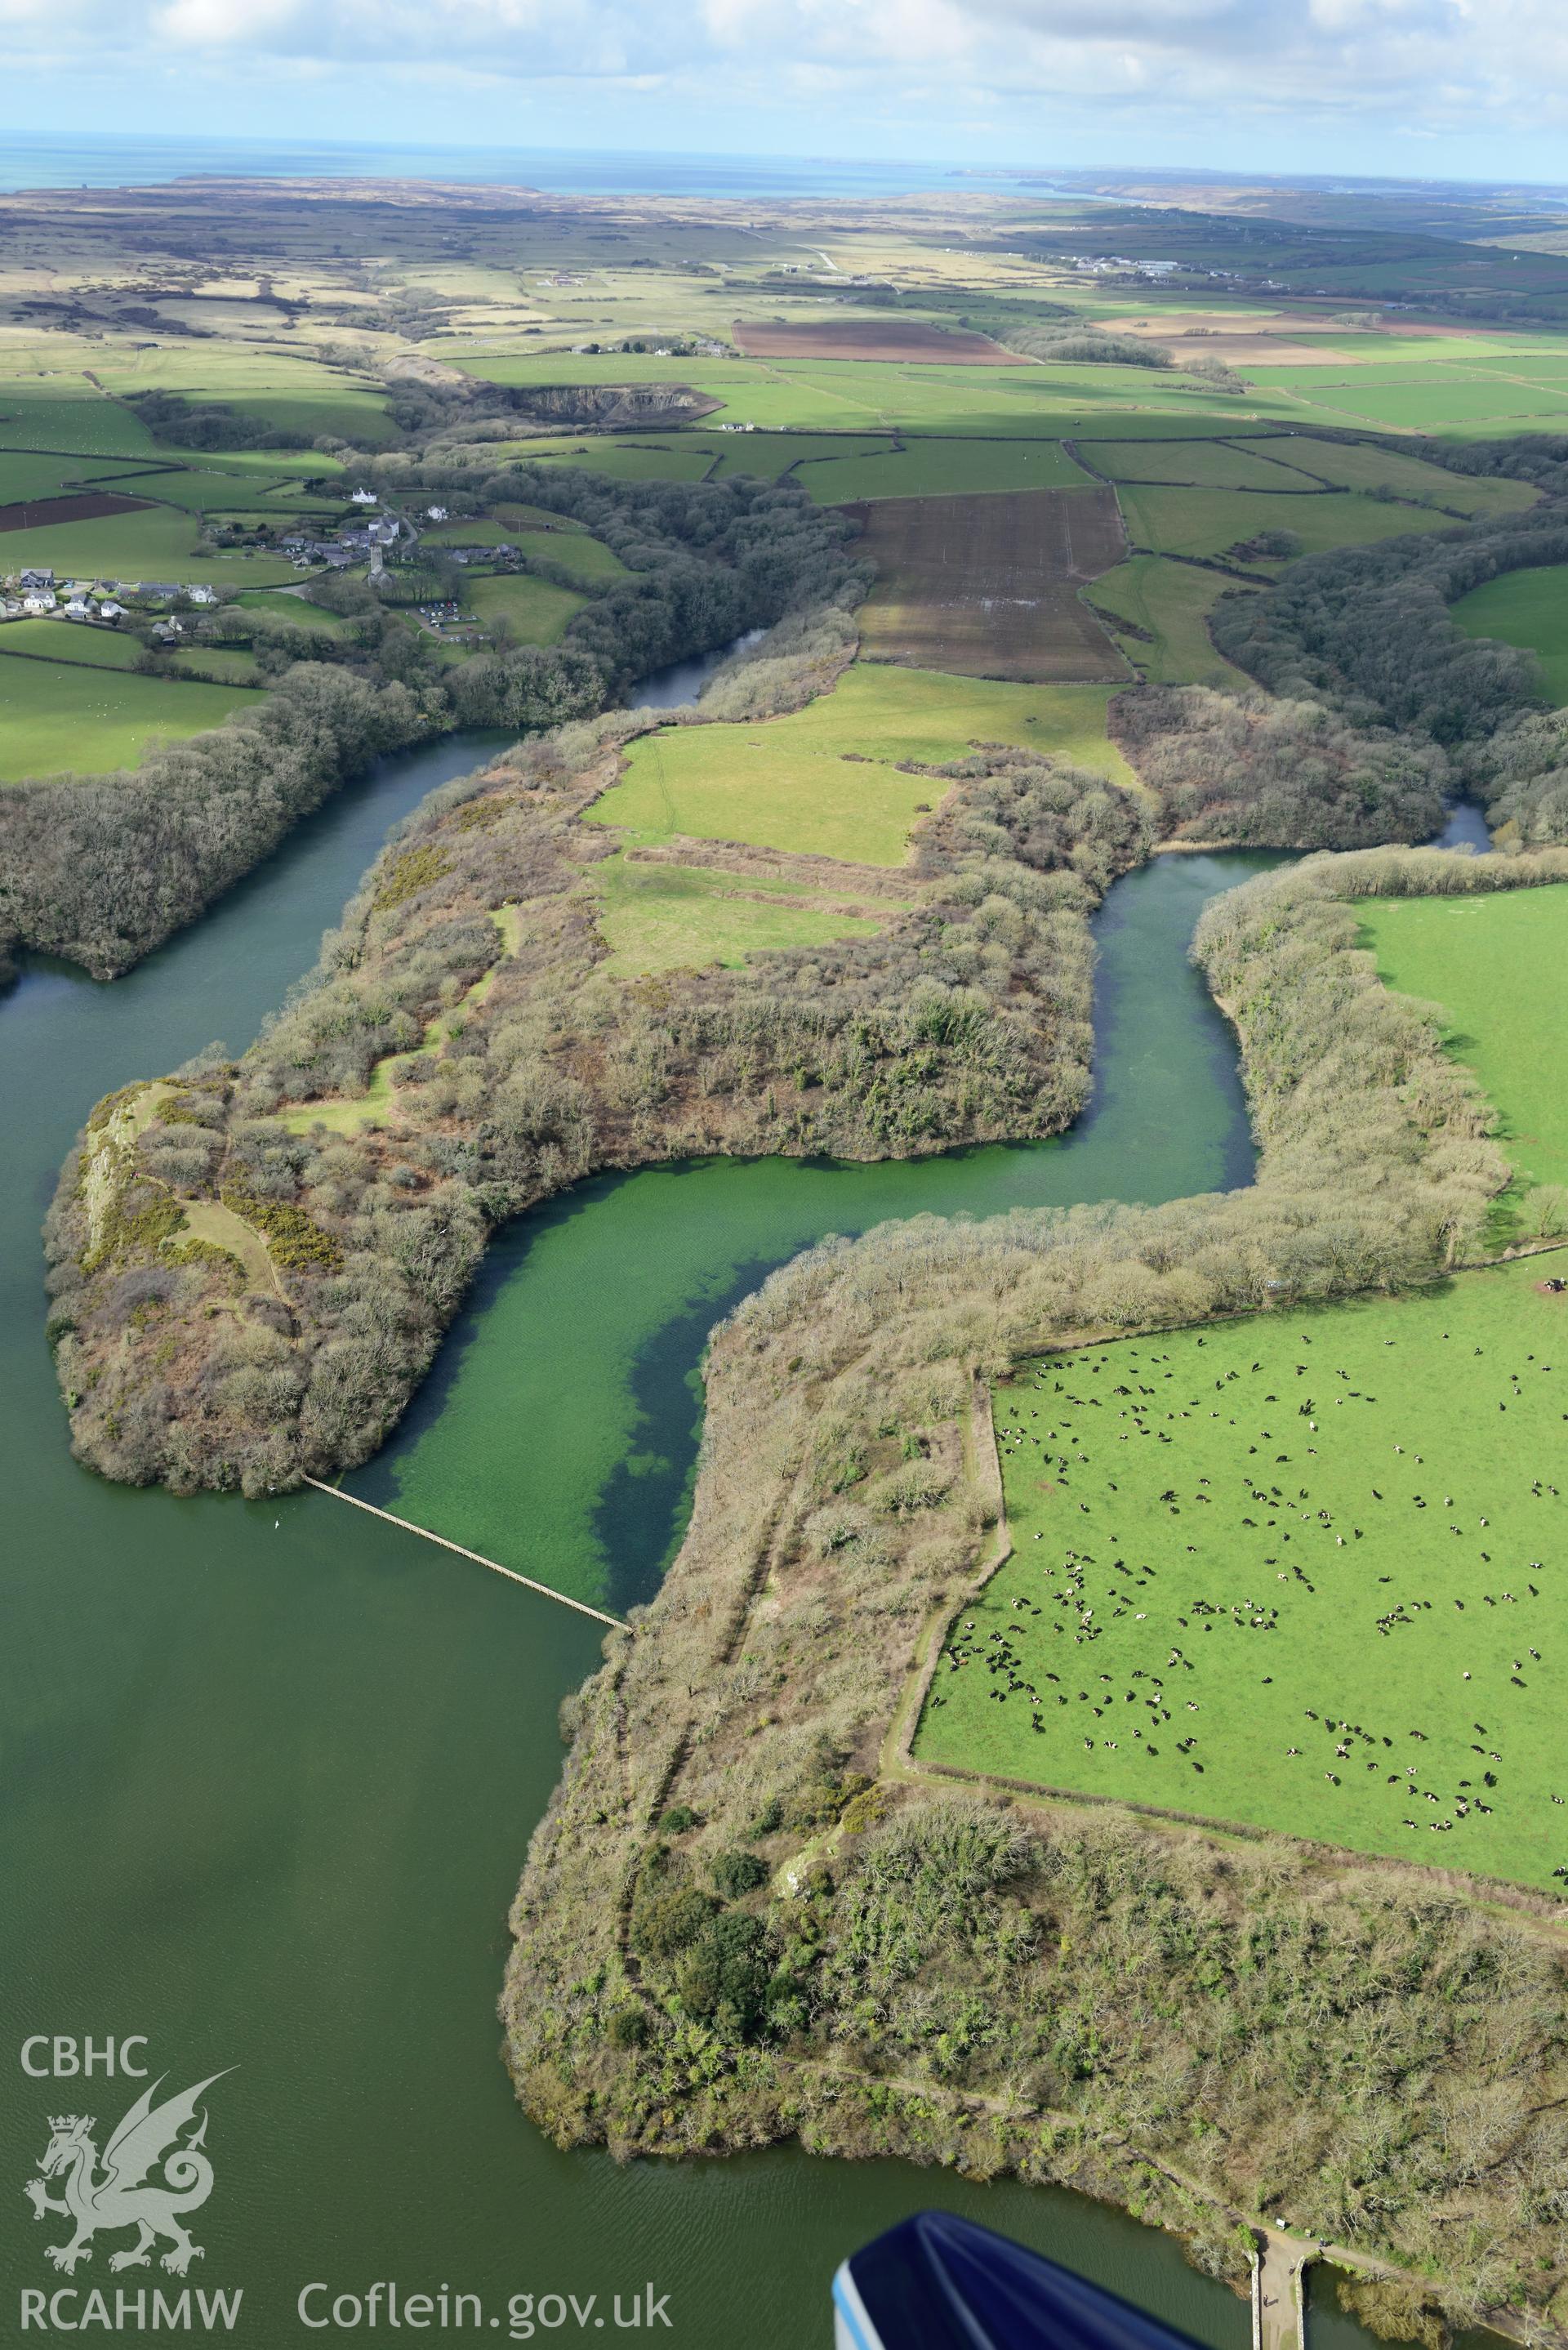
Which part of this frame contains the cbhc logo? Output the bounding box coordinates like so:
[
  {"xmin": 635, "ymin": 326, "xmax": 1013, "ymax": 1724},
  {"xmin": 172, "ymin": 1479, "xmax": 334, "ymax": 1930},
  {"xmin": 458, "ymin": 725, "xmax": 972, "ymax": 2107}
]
[{"xmin": 20, "ymin": 2037, "xmax": 149, "ymax": 2077}]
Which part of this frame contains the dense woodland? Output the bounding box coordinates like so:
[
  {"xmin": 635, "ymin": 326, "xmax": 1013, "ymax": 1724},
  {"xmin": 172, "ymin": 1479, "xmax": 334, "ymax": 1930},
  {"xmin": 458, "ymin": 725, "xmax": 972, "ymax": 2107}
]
[
  {"xmin": 504, "ymin": 845, "xmax": 1568, "ymax": 2344},
  {"xmin": 1209, "ymin": 451, "xmax": 1568, "ymax": 841},
  {"xmin": 0, "ymin": 468, "xmax": 863, "ymax": 979},
  {"xmin": 1113, "ymin": 686, "xmax": 1449, "ymax": 848}
]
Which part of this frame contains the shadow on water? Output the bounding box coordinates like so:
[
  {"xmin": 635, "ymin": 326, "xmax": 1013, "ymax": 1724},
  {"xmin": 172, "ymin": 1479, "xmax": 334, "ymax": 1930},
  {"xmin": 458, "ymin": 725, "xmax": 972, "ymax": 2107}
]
[{"xmin": 1432, "ymin": 800, "xmax": 1494, "ymax": 854}]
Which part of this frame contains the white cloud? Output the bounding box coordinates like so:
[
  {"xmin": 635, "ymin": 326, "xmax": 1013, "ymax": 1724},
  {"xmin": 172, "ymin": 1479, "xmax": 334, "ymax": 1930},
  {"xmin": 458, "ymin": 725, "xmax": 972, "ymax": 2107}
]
[{"xmin": 11, "ymin": 0, "xmax": 1568, "ymax": 163}]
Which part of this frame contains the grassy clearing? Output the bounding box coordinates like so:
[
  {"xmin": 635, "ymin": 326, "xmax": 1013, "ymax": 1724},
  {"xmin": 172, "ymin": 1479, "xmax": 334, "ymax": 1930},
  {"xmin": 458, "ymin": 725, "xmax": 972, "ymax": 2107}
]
[
  {"xmin": 1120, "ymin": 482, "xmax": 1454, "ymax": 560},
  {"xmin": 589, "ymin": 662, "xmax": 1132, "ymax": 866},
  {"xmin": 1088, "ymin": 555, "xmax": 1257, "ymax": 687},
  {"xmin": 235, "ymin": 589, "xmax": 352, "ymax": 630},
  {"xmin": 1450, "ymin": 564, "xmax": 1568, "ymax": 704},
  {"xmin": 588, "ymin": 852, "xmax": 887, "ymax": 976},
  {"xmin": 508, "ymin": 528, "xmax": 626, "ymax": 585},
  {"xmin": 420, "ymin": 519, "xmax": 516, "ymax": 546},
  {"xmin": 466, "ymin": 569, "xmax": 586, "ymax": 644},
  {"xmin": 0, "ymin": 618, "xmax": 143, "ymax": 669},
  {"xmin": 172, "ymin": 646, "xmax": 266, "ymax": 685},
  {"xmin": 278, "ymin": 906, "xmax": 521, "ymax": 1135},
  {"xmin": 803, "ymin": 438, "xmax": 1093, "ymax": 502},
  {"xmin": 915, "ymin": 1257, "xmax": 1568, "ymax": 1893},
  {"xmin": 1359, "ymin": 885, "xmax": 1568, "ymax": 1192},
  {"xmin": 0, "ymin": 656, "xmax": 255, "ymax": 780}
]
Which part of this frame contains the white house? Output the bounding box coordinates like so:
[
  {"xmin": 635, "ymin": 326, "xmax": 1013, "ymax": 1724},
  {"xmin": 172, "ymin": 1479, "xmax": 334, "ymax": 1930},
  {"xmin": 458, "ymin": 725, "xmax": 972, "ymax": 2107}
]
[
  {"xmin": 62, "ymin": 598, "xmax": 92, "ymax": 620},
  {"xmin": 98, "ymin": 600, "xmax": 127, "ymax": 621},
  {"xmin": 350, "ymin": 488, "xmax": 378, "ymax": 506},
  {"xmin": 22, "ymin": 594, "xmax": 55, "ymax": 614},
  {"xmin": 425, "ymin": 505, "xmax": 448, "ymax": 522},
  {"xmin": 188, "ymin": 585, "xmax": 218, "ymax": 605}
]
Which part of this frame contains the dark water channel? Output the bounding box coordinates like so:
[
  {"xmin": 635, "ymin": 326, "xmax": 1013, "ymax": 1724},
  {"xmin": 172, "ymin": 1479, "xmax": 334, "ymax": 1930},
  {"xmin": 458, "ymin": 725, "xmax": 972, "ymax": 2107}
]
[{"xmin": 0, "ymin": 684, "xmax": 1374, "ymax": 2344}]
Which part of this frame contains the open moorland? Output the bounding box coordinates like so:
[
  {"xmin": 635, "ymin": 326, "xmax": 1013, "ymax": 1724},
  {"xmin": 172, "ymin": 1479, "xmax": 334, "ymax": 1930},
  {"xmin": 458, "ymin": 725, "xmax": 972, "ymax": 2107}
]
[
  {"xmin": 847, "ymin": 488, "xmax": 1129, "ymax": 680},
  {"xmin": 915, "ymin": 1258, "xmax": 1568, "ymax": 1893},
  {"xmin": 1361, "ymin": 883, "xmax": 1568, "ymax": 1193}
]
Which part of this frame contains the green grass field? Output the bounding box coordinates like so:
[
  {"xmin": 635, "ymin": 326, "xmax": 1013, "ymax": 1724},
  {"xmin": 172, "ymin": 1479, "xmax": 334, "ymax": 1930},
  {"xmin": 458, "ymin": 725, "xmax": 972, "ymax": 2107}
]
[
  {"xmin": 1087, "ymin": 555, "xmax": 1257, "ymax": 686},
  {"xmin": 915, "ymin": 1257, "xmax": 1568, "ymax": 1893},
  {"xmin": 508, "ymin": 528, "xmax": 626, "ymax": 585},
  {"xmin": 803, "ymin": 438, "xmax": 1094, "ymax": 502},
  {"xmin": 0, "ymin": 618, "xmax": 143, "ymax": 670},
  {"xmin": 1270, "ymin": 437, "xmax": 1540, "ymax": 515},
  {"xmin": 0, "ymin": 451, "xmax": 148, "ymax": 503},
  {"xmin": 1120, "ymin": 482, "xmax": 1454, "ymax": 561},
  {"xmin": 0, "ymin": 502, "xmax": 299, "ymax": 585},
  {"xmin": 466, "ymin": 570, "xmax": 586, "ymax": 644},
  {"xmin": 590, "ymin": 663, "xmax": 1133, "ymax": 866},
  {"xmin": 0, "ymin": 655, "xmax": 257, "ymax": 780},
  {"xmin": 1077, "ymin": 438, "xmax": 1312, "ymax": 491},
  {"xmin": 236, "ymin": 590, "xmax": 353, "ymax": 630},
  {"xmin": 453, "ymin": 350, "xmax": 1304, "ymax": 438},
  {"xmin": 588, "ymin": 852, "xmax": 888, "ymax": 975},
  {"xmin": 1245, "ymin": 368, "xmax": 1568, "ymax": 438},
  {"xmin": 528, "ymin": 441, "xmax": 719, "ymax": 484},
  {"xmin": 172, "ymin": 646, "xmax": 266, "ymax": 685},
  {"xmin": 1450, "ymin": 564, "xmax": 1568, "ymax": 704},
  {"xmin": 0, "ymin": 385, "xmax": 156, "ymax": 457},
  {"xmin": 1359, "ymin": 885, "xmax": 1568, "ymax": 1192},
  {"xmin": 710, "ymin": 432, "xmax": 895, "ymax": 484}
]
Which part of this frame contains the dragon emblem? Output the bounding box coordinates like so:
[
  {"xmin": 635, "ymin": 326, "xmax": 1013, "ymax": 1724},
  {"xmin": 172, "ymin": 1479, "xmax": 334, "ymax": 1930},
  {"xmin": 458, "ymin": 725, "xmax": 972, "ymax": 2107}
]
[{"xmin": 24, "ymin": 2073, "xmax": 229, "ymax": 2276}]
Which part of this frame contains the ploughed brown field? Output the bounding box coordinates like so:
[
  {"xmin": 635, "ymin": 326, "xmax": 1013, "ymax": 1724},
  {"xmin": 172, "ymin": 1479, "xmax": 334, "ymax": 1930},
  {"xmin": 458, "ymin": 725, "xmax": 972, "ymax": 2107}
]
[
  {"xmin": 731, "ymin": 317, "xmax": 1026, "ymax": 364},
  {"xmin": 846, "ymin": 487, "xmax": 1130, "ymax": 682},
  {"xmin": 0, "ymin": 491, "xmax": 153, "ymax": 532}
]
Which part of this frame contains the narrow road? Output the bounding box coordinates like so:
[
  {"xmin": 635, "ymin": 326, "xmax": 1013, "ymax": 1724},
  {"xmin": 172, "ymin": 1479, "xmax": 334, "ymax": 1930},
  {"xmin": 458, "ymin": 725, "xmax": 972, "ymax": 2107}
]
[{"xmin": 1254, "ymin": 2228, "xmax": 1309, "ymax": 2350}]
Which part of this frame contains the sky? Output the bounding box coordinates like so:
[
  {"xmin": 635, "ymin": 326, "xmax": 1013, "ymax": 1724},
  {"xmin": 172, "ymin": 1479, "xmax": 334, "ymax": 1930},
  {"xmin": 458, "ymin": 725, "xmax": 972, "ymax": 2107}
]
[{"xmin": 5, "ymin": 0, "xmax": 1568, "ymax": 185}]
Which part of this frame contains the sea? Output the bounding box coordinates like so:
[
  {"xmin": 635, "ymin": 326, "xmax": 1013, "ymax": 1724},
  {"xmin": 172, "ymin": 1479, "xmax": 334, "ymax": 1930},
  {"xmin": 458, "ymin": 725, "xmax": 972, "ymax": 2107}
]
[{"xmin": 0, "ymin": 131, "xmax": 1063, "ymax": 201}]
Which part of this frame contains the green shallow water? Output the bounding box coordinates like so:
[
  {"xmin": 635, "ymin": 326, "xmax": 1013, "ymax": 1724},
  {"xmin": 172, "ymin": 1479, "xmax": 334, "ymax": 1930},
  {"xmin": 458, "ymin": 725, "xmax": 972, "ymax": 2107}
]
[
  {"xmin": 2, "ymin": 732, "xmax": 1288, "ymax": 2344},
  {"xmin": 355, "ymin": 848, "xmax": 1278, "ymax": 1612}
]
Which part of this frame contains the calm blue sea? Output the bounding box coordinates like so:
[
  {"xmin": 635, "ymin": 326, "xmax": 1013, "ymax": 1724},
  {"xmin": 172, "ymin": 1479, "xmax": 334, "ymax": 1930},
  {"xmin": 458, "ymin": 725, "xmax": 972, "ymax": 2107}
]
[{"xmin": 0, "ymin": 132, "xmax": 1049, "ymax": 200}]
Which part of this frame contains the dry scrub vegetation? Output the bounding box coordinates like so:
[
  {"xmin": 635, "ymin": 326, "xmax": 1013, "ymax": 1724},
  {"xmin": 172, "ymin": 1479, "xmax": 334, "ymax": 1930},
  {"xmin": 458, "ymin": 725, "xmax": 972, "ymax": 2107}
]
[{"xmin": 503, "ymin": 844, "xmax": 1568, "ymax": 2345}]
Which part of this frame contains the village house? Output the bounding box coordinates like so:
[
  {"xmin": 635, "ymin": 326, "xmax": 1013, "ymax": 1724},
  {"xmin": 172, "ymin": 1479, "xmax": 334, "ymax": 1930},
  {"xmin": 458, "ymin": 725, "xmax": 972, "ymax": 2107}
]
[
  {"xmin": 350, "ymin": 488, "xmax": 378, "ymax": 506},
  {"xmin": 19, "ymin": 568, "xmax": 55, "ymax": 591}
]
